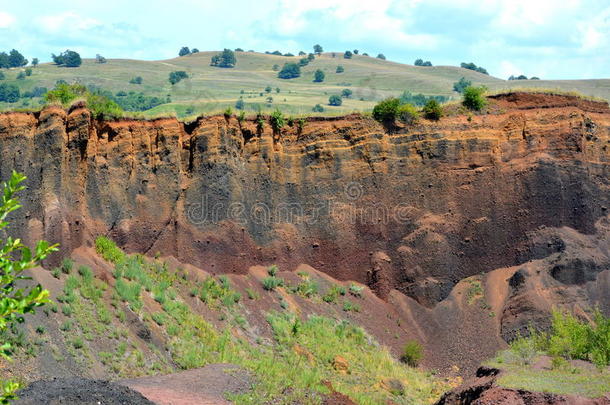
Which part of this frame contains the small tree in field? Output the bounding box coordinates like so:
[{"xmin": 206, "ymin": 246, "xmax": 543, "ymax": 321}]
[
  {"xmin": 423, "ymin": 99, "xmax": 443, "ymax": 120},
  {"xmin": 462, "ymin": 86, "xmax": 487, "ymax": 111},
  {"xmin": 313, "ymin": 44, "xmax": 323, "ymax": 55},
  {"xmin": 313, "ymin": 69, "xmax": 325, "ymax": 83},
  {"xmin": 372, "ymin": 97, "xmax": 400, "ymax": 124},
  {"xmin": 0, "ymin": 171, "xmax": 58, "ymax": 403},
  {"xmin": 278, "ymin": 63, "xmax": 301, "ymax": 79},
  {"xmin": 328, "ymin": 95, "xmax": 342, "ymax": 106},
  {"xmin": 453, "ymin": 77, "xmax": 471, "ymax": 94},
  {"xmin": 336, "ymin": 65, "xmax": 344, "ymax": 73}
]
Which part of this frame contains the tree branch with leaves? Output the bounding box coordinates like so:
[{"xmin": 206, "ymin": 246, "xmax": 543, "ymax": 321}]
[{"xmin": 0, "ymin": 171, "xmax": 57, "ymax": 404}]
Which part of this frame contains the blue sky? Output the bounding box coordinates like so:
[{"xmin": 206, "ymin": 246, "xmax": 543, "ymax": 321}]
[{"xmin": 0, "ymin": 0, "xmax": 608, "ymax": 80}]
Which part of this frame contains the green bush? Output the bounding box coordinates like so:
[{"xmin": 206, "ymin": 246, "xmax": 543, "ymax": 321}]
[
  {"xmin": 397, "ymin": 103, "xmax": 419, "ymax": 124},
  {"xmin": 61, "ymin": 258, "xmax": 73, "ymax": 274},
  {"xmin": 547, "ymin": 310, "xmax": 609, "ymax": 367},
  {"xmin": 342, "ymin": 300, "xmax": 360, "ymax": 312},
  {"xmin": 349, "ymin": 283, "xmax": 364, "ymax": 297},
  {"xmin": 462, "ymin": 86, "xmax": 487, "ymax": 111},
  {"xmin": 510, "ymin": 333, "xmax": 538, "ymax": 365},
  {"xmin": 269, "ymin": 110, "xmax": 285, "ymax": 132},
  {"xmin": 222, "ymin": 291, "xmax": 241, "ymax": 308},
  {"xmin": 401, "ymin": 341, "xmax": 423, "ymax": 366},
  {"xmin": 72, "ymin": 337, "xmax": 84, "ymax": 349},
  {"xmin": 328, "ymin": 95, "xmax": 342, "ymax": 106},
  {"xmin": 289, "ymin": 280, "xmax": 319, "ymax": 298},
  {"xmin": 210, "ymin": 49, "xmax": 236, "ymax": 68},
  {"xmin": 52, "ymin": 50, "xmax": 81, "ymax": 67},
  {"xmin": 152, "ymin": 312, "xmax": 166, "ymax": 326},
  {"xmin": 267, "ymin": 265, "xmax": 278, "ymax": 277},
  {"xmin": 262, "ymin": 276, "xmax": 284, "ymax": 291},
  {"xmin": 61, "ymin": 305, "xmax": 73, "ymax": 317},
  {"xmin": 115, "ymin": 279, "xmax": 142, "ymax": 311},
  {"xmin": 422, "ymin": 99, "xmax": 443, "ymax": 120},
  {"xmin": 372, "ymin": 97, "xmax": 401, "ymax": 124},
  {"xmin": 246, "ymin": 288, "xmax": 260, "ymax": 300},
  {"xmin": 278, "ymin": 63, "xmax": 301, "ymax": 79},
  {"xmin": 78, "ymin": 265, "xmax": 93, "ymax": 282},
  {"xmin": 341, "ymin": 89, "xmax": 352, "ymax": 98},
  {"xmin": 168, "ymin": 71, "xmax": 188, "ymax": 85},
  {"xmin": 313, "ymin": 69, "xmax": 325, "ymax": 83},
  {"xmin": 223, "ymin": 107, "xmax": 232, "ymax": 119},
  {"xmin": 336, "ymin": 65, "xmax": 344, "ymax": 73},
  {"xmin": 508, "ymin": 310, "xmax": 610, "ymax": 368},
  {"xmin": 312, "ymin": 104, "xmax": 324, "ymax": 113},
  {"xmin": 95, "ymin": 236, "xmax": 125, "ymax": 264},
  {"xmin": 453, "ymin": 77, "xmax": 471, "ymax": 93}
]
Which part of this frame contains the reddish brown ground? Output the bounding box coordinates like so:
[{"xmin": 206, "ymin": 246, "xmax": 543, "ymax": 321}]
[
  {"xmin": 120, "ymin": 364, "xmax": 250, "ymax": 405},
  {"xmin": 1, "ymin": 93, "xmax": 609, "ymax": 404}
]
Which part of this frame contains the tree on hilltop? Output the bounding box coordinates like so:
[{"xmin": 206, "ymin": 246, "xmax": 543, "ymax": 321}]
[
  {"xmin": 179, "ymin": 47, "xmax": 191, "ymax": 57},
  {"xmin": 52, "ymin": 50, "xmax": 81, "ymax": 67},
  {"xmin": 210, "ymin": 49, "xmax": 236, "ymax": 68},
  {"xmin": 5, "ymin": 49, "xmax": 27, "ymax": 68},
  {"xmin": 314, "ymin": 44, "xmax": 323, "ymax": 55}
]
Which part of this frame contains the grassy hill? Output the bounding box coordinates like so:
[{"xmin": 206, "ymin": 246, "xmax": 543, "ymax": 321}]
[{"xmin": 1, "ymin": 50, "xmax": 609, "ymax": 118}]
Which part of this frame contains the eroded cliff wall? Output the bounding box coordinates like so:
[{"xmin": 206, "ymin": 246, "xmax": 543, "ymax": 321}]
[{"xmin": 1, "ymin": 93, "xmax": 609, "ymax": 306}]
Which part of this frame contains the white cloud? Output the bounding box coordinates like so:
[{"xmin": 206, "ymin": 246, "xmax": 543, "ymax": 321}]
[
  {"xmin": 38, "ymin": 12, "xmax": 101, "ymax": 33},
  {"xmin": 498, "ymin": 60, "xmax": 523, "ymax": 79},
  {"xmin": 0, "ymin": 11, "xmax": 15, "ymax": 28},
  {"xmin": 265, "ymin": 0, "xmax": 440, "ymax": 50},
  {"xmin": 575, "ymin": 6, "xmax": 610, "ymax": 52}
]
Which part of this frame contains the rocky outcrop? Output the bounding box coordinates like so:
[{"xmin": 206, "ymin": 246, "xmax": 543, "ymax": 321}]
[{"xmin": 1, "ymin": 93, "xmax": 609, "ymax": 307}]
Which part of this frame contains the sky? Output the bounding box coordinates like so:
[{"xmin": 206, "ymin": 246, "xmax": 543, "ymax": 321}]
[{"xmin": 0, "ymin": 0, "xmax": 608, "ymax": 80}]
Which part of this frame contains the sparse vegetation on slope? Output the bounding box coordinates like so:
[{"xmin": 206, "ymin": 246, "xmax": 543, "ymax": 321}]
[
  {"xmin": 83, "ymin": 238, "xmax": 451, "ymax": 403},
  {"xmin": 486, "ymin": 310, "xmax": 610, "ymax": 398}
]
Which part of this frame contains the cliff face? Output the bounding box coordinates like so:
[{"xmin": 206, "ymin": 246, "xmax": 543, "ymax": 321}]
[{"xmin": 1, "ymin": 93, "xmax": 609, "ymax": 306}]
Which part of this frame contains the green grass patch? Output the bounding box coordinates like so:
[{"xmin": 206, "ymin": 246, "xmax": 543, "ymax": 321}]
[
  {"xmin": 95, "ymin": 236, "xmax": 126, "ymax": 264},
  {"xmin": 262, "ymin": 276, "xmax": 284, "ymax": 291},
  {"xmin": 486, "ymin": 309, "xmax": 610, "ymax": 398}
]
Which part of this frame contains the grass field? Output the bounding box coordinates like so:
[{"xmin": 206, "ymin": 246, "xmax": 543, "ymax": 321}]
[
  {"xmin": 1, "ymin": 51, "xmax": 609, "ymax": 118},
  {"xmin": 486, "ymin": 354, "xmax": 610, "ymax": 398}
]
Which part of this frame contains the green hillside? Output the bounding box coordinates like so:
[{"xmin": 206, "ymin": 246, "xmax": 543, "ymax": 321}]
[{"xmin": 1, "ymin": 51, "xmax": 609, "ymax": 118}]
